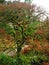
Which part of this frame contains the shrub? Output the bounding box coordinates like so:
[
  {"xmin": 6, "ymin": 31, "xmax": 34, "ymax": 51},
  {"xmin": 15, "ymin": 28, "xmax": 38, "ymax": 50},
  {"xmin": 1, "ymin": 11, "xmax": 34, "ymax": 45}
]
[
  {"xmin": 0, "ymin": 52, "xmax": 49, "ymax": 65},
  {"xmin": 30, "ymin": 55, "xmax": 49, "ymax": 65},
  {"xmin": 0, "ymin": 53, "xmax": 17, "ymax": 65}
]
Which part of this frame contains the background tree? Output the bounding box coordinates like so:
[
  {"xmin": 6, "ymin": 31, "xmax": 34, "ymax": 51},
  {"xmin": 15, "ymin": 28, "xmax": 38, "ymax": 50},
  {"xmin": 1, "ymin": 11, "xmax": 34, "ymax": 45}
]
[
  {"xmin": 0, "ymin": 0, "xmax": 5, "ymax": 3},
  {"xmin": 24, "ymin": 0, "xmax": 33, "ymax": 4}
]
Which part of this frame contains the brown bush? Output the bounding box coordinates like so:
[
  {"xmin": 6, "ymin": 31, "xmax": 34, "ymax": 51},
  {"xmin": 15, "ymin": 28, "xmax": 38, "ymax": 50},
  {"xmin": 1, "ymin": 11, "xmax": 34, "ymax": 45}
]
[{"xmin": 43, "ymin": 62, "xmax": 49, "ymax": 65}]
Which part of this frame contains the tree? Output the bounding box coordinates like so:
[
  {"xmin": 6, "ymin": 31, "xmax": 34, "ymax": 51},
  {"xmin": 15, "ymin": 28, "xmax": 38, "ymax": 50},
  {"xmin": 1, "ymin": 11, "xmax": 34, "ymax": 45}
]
[
  {"xmin": 0, "ymin": 0, "xmax": 5, "ymax": 3},
  {"xmin": 24, "ymin": 0, "xmax": 33, "ymax": 4},
  {"xmin": 0, "ymin": 3, "xmax": 34, "ymax": 65},
  {"xmin": 0, "ymin": 2, "xmax": 45, "ymax": 65}
]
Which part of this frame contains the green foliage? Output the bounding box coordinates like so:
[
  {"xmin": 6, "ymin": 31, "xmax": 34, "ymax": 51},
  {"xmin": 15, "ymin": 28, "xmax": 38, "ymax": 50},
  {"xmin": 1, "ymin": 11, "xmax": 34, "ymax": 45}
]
[
  {"xmin": 24, "ymin": 0, "xmax": 32, "ymax": 4},
  {"xmin": 46, "ymin": 33, "xmax": 49, "ymax": 42},
  {"xmin": 0, "ymin": 22, "xmax": 15, "ymax": 36},
  {"xmin": 0, "ymin": 53, "xmax": 31, "ymax": 65},
  {"xmin": 0, "ymin": 0, "xmax": 5, "ymax": 3},
  {"xmin": 0, "ymin": 53, "xmax": 17, "ymax": 65},
  {"xmin": 30, "ymin": 55, "xmax": 48, "ymax": 65},
  {"xmin": 0, "ymin": 53, "xmax": 48, "ymax": 65},
  {"xmin": 33, "ymin": 34, "xmax": 43, "ymax": 40},
  {"xmin": 25, "ymin": 21, "xmax": 39, "ymax": 36}
]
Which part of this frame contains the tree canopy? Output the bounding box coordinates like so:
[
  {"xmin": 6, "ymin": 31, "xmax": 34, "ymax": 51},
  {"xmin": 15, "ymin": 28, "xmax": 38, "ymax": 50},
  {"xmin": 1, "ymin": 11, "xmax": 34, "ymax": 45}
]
[{"xmin": 0, "ymin": 0, "xmax": 5, "ymax": 3}]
